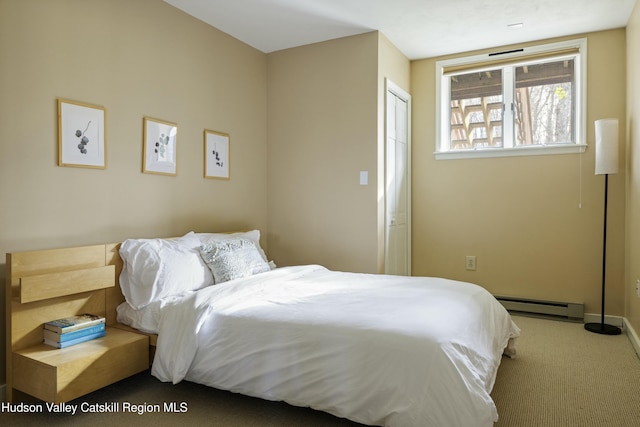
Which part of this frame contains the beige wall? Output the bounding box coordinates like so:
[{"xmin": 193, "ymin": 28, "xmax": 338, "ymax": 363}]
[
  {"xmin": 266, "ymin": 32, "xmax": 410, "ymax": 274},
  {"xmin": 0, "ymin": 0, "xmax": 268, "ymax": 385},
  {"xmin": 410, "ymin": 30, "xmax": 627, "ymax": 317},
  {"xmin": 266, "ymin": 32, "xmax": 379, "ymax": 273},
  {"xmin": 626, "ymin": 2, "xmax": 640, "ymax": 336}
]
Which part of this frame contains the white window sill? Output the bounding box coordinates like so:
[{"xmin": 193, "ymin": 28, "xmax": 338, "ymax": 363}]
[{"xmin": 434, "ymin": 144, "xmax": 587, "ymax": 160}]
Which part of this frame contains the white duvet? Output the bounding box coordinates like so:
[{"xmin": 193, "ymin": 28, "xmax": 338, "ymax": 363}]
[{"xmin": 151, "ymin": 265, "xmax": 520, "ymax": 427}]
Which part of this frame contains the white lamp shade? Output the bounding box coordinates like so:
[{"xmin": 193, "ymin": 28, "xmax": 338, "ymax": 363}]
[{"xmin": 595, "ymin": 118, "xmax": 619, "ymax": 175}]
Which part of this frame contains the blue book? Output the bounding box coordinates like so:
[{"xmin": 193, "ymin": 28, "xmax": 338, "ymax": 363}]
[
  {"xmin": 44, "ymin": 313, "xmax": 105, "ymax": 333},
  {"xmin": 43, "ymin": 330, "xmax": 106, "ymax": 349},
  {"xmin": 43, "ymin": 323, "xmax": 106, "ymax": 343}
]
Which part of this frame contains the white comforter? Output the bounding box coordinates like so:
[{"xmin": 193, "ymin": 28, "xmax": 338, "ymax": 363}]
[{"xmin": 151, "ymin": 265, "xmax": 520, "ymax": 427}]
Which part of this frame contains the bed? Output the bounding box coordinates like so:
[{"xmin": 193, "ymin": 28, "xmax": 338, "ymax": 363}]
[{"xmin": 115, "ymin": 230, "xmax": 520, "ymax": 427}]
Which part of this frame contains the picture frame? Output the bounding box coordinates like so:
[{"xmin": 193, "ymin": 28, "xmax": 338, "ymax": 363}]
[
  {"xmin": 57, "ymin": 99, "xmax": 106, "ymax": 169},
  {"xmin": 143, "ymin": 117, "xmax": 177, "ymax": 176},
  {"xmin": 204, "ymin": 129, "xmax": 230, "ymax": 179}
]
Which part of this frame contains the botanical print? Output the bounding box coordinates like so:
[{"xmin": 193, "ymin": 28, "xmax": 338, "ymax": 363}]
[
  {"xmin": 212, "ymin": 142, "xmax": 224, "ymax": 168},
  {"xmin": 75, "ymin": 121, "xmax": 91, "ymax": 154},
  {"xmin": 155, "ymin": 132, "xmax": 171, "ymax": 162},
  {"xmin": 204, "ymin": 130, "xmax": 229, "ymax": 179},
  {"xmin": 58, "ymin": 99, "xmax": 106, "ymax": 168},
  {"xmin": 143, "ymin": 117, "xmax": 177, "ymax": 176}
]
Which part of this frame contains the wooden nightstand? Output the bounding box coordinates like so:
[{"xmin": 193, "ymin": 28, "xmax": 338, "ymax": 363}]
[
  {"xmin": 6, "ymin": 245, "xmax": 150, "ymax": 403},
  {"xmin": 12, "ymin": 327, "xmax": 148, "ymax": 402}
]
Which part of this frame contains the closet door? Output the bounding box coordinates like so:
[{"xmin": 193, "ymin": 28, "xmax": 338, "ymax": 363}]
[{"xmin": 385, "ymin": 80, "xmax": 411, "ymax": 276}]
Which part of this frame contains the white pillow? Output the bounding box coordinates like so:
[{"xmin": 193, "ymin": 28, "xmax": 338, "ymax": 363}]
[
  {"xmin": 196, "ymin": 230, "xmax": 269, "ymax": 263},
  {"xmin": 199, "ymin": 237, "xmax": 271, "ymax": 284},
  {"xmin": 119, "ymin": 232, "xmax": 214, "ymax": 309}
]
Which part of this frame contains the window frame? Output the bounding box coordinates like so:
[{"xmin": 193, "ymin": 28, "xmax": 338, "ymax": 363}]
[{"xmin": 435, "ymin": 38, "xmax": 587, "ymax": 160}]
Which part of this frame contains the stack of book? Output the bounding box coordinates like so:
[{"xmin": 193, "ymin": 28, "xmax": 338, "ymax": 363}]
[{"xmin": 43, "ymin": 313, "xmax": 106, "ymax": 349}]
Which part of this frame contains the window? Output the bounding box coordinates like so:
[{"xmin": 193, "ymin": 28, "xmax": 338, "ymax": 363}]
[{"xmin": 435, "ymin": 39, "xmax": 587, "ymax": 159}]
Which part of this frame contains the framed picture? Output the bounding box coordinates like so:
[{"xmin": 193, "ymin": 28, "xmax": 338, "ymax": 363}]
[
  {"xmin": 143, "ymin": 117, "xmax": 177, "ymax": 176},
  {"xmin": 204, "ymin": 130, "xmax": 230, "ymax": 179},
  {"xmin": 57, "ymin": 99, "xmax": 106, "ymax": 169}
]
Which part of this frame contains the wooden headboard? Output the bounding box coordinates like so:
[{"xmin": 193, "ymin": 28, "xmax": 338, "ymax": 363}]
[
  {"xmin": 5, "ymin": 242, "xmax": 152, "ymax": 402},
  {"xmin": 7, "ymin": 244, "xmax": 120, "ymax": 345},
  {"xmin": 5, "ymin": 233, "xmax": 254, "ymax": 401}
]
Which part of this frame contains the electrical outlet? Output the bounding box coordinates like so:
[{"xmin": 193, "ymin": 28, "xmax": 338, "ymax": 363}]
[
  {"xmin": 637, "ymin": 279, "xmax": 640, "ymax": 298},
  {"xmin": 466, "ymin": 256, "xmax": 476, "ymax": 271}
]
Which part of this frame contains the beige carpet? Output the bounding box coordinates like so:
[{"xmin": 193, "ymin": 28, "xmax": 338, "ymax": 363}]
[
  {"xmin": 2, "ymin": 314, "xmax": 640, "ymax": 426},
  {"xmin": 492, "ymin": 315, "xmax": 640, "ymax": 426}
]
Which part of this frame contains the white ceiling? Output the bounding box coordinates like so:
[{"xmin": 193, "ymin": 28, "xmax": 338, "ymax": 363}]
[{"xmin": 164, "ymin": 0, "xmax": 637, "ymax": 60}]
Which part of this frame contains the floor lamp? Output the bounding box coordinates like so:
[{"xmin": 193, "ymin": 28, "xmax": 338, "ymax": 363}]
[{"xmin": 584, "ymin": 118, "xmax": 621, "ymax": 335}]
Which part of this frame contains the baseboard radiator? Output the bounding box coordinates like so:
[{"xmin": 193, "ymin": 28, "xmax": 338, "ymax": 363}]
[{"xmin": 496, "ymin": 296, "xmax": 584, "ymax": 321}]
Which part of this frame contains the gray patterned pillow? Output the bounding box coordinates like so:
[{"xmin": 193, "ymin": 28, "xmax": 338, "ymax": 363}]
[{"xmin": 199, "ymin": 238, "xmax": 270, "ymax": 283}]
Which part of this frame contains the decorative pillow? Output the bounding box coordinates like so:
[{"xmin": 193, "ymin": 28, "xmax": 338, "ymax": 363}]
[
  {"xmin": 199, "ymin": 237, "xmax": 271, "ymax": 284},
  {"xmin": 119, "ymin": 232, "xmax": 214, "ymax": 309},
  {"xmin": 196, "ymin": 230, "xmax": 269, "ymax": 263}
]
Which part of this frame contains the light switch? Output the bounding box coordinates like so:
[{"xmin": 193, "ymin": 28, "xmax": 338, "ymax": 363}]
[{"xmin": 360, "ymin": 171, "xmax": 368, "ymax": 186}]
